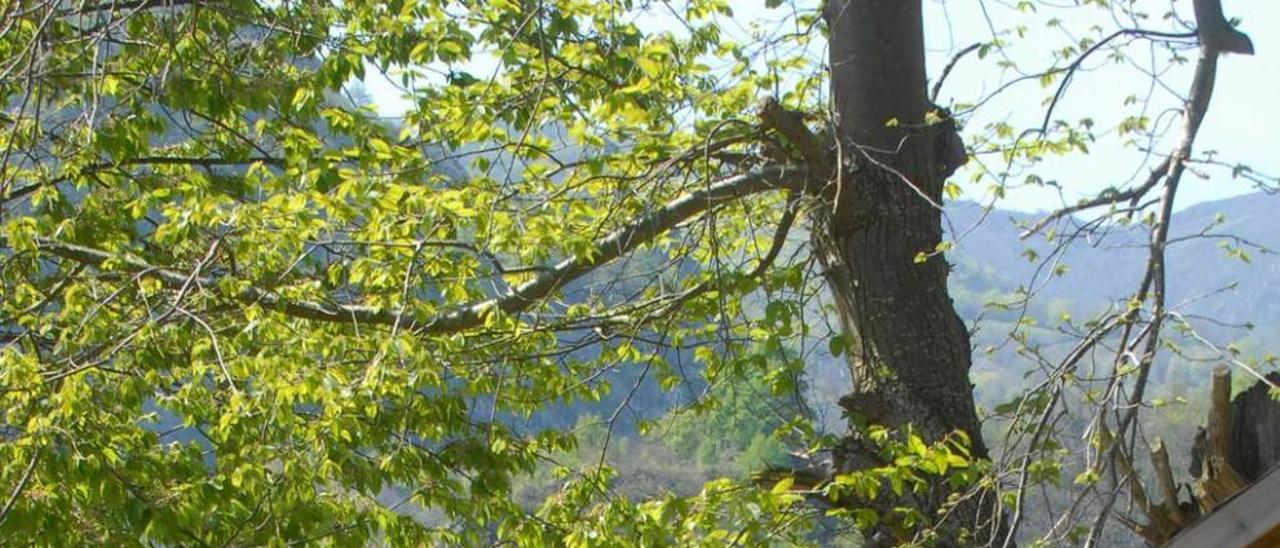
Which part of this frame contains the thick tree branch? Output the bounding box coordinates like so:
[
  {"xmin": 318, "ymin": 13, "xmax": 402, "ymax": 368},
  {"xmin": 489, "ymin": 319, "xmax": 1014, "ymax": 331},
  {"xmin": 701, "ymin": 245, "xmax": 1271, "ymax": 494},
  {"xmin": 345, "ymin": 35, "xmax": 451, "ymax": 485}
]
[
  {"xmin": 1193, "ymin": 0, "xmax": 1254, "ymax": 55},
  {"xmin": 757, "ymin": 97, "xmax": 832, "ymax": 177},
  {"xmin": 37, "ymin": 166, "xmax": 803, "ymax": 335}
]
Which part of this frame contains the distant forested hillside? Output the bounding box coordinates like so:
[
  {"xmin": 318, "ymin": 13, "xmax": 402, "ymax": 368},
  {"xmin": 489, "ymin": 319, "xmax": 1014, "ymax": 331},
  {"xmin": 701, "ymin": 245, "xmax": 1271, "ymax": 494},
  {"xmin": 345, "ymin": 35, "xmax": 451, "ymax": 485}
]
[
  {"xmin": 945, "ymin": 192, "xmax": 1280, "ymax": 407},
  {"xmin": 950, "ymin": 192, "xmax": 1280, "ymax": 327}
]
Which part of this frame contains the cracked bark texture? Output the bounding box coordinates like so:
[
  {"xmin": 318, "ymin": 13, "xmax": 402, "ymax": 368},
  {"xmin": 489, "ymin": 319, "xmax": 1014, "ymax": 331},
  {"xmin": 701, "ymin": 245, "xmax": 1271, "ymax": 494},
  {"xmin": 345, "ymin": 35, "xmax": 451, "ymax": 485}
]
[{"xmin": 818, "ymin": 1, "xmax": 998, "ymax": 544}]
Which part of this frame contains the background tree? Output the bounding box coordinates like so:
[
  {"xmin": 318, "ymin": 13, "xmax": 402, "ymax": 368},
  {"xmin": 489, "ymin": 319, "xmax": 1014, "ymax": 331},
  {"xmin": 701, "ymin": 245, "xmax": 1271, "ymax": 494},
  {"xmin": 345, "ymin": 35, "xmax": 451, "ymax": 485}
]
[{"xmin": 0, "ymin": 0, "xmax": 1267, "ymax": 545}]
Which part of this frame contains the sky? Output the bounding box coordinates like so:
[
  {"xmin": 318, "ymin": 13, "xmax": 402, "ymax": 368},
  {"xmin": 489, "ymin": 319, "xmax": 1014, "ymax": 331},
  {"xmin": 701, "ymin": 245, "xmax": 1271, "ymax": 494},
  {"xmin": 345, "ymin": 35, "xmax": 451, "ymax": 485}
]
[
  {"xmin": 921, "ymin": 0, "xmax": 1279, "ymax": 213},
  {"xmin": 360, "ymin": 0, "xmax": 1277, "ymax": 213}
]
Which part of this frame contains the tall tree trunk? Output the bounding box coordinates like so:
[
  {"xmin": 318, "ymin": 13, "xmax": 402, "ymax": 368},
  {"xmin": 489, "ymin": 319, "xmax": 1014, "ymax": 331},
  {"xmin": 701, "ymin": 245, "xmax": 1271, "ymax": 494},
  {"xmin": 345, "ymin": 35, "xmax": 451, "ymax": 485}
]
[{"xmin": 818, "ymin": 1, "xmax": 997, "ymax": 544}]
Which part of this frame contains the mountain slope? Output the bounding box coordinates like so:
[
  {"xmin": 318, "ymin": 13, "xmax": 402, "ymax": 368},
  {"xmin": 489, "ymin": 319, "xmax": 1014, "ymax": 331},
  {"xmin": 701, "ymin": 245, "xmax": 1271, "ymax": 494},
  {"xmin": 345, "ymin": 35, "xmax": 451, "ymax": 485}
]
[{"xmin": 947, "ymin": 191, "xmax": 1280, "ymax": 328}]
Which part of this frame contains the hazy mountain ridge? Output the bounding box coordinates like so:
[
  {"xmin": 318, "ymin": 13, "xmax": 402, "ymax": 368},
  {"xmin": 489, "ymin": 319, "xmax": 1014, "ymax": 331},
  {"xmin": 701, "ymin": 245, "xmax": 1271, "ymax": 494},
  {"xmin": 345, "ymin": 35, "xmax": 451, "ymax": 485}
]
[{"xmin": 947, "ymin": 191, "xmax": 1280, "ymax": 329}]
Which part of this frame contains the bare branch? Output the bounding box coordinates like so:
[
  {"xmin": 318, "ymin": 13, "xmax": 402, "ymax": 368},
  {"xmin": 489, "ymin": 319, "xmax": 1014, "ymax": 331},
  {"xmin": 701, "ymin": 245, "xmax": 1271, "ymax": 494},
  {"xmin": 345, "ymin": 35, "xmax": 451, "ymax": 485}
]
[
  {"xmin": 930, "ymin": 42, "xmax": 981, "ymax": 103},
  {"xmin": 1020, "ymin": 158, "xmax": 1170, "ymax": 239}
]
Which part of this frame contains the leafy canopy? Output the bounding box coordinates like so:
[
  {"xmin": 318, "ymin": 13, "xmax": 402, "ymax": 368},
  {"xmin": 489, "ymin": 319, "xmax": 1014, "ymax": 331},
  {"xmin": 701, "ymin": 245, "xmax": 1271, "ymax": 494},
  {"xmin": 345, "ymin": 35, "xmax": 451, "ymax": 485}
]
[
  {"xmin": 0, "ymin": 0, "xmax": 839, "ymax": 544},
  {"xmin": 0, "ymin": 0, "xmax": 1220, "ymax": 543}
]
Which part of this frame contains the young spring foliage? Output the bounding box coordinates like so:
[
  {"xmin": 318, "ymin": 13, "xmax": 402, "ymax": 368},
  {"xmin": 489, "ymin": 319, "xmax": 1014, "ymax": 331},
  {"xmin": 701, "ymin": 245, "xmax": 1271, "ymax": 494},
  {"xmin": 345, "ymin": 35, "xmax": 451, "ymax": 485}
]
[{"xmin": 0, "ymin": 0, "xmax": 863, "ymax": 544}]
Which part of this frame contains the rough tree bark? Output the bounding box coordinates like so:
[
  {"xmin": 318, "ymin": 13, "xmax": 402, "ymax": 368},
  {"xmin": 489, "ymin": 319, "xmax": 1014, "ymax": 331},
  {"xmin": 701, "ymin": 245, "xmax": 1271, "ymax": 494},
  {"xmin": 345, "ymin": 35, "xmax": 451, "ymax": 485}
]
[{"xmin": 816, "ymin": 1, "xmax": 996, "ymax": 544}]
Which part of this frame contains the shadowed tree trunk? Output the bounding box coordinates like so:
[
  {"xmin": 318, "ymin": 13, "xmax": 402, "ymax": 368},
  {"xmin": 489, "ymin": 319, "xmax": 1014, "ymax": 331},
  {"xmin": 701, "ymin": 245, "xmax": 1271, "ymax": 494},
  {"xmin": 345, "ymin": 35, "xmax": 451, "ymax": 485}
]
[{"xmin": 816, "ymin": 1, "xmax": 997, "ymax": 544}]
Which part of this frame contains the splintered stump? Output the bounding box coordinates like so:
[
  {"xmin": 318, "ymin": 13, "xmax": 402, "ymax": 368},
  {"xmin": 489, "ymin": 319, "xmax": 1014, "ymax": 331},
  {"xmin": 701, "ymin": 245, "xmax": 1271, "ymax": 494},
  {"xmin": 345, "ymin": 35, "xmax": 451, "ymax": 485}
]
[
  {"xmin": 1134, "ymin": 365, "xmax": 1280, "ymax": 546},
  {"xmin": 1188, "ymin": 366, "xmax": 1248, "ymax": 512}
]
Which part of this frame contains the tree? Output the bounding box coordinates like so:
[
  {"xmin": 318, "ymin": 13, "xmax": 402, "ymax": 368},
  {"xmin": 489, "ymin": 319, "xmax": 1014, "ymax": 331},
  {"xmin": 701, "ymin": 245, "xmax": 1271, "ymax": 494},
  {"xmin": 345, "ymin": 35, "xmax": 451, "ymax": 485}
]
[{"xmin": 0, "ymin": 0, "xmax": 1263, "ymax": 545}]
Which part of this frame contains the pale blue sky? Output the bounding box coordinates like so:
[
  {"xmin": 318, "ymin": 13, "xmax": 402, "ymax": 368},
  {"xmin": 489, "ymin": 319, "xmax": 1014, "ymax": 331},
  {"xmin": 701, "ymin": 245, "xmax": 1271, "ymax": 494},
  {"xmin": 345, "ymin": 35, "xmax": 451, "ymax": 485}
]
[
  {"xmin": 923, "ymin": 0, "xmax": 1277, "ymax": 212},
  {"xmin": 361, "ymin": 0, "xmax": 1276, "ymax": 213}
]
